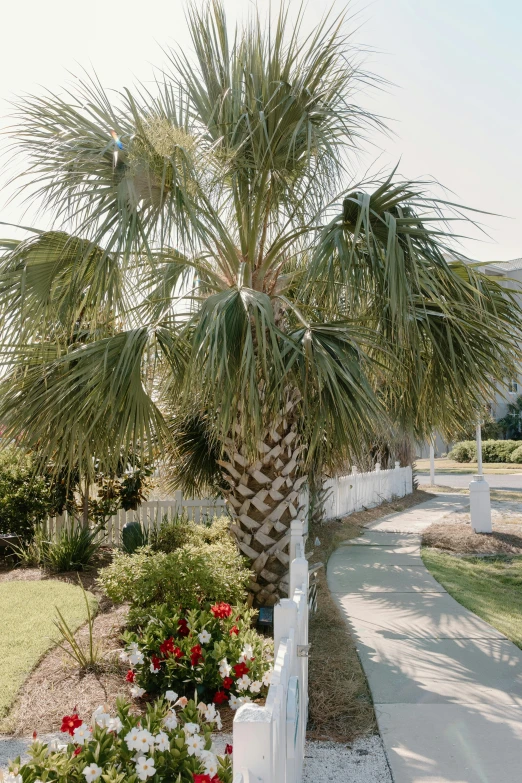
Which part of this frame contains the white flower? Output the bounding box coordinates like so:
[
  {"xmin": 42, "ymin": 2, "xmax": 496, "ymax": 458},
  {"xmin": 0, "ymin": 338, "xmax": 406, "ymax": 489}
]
[
  {"xmin": 3, "ymin": 774, "xmax": 22, "ymax": 783},
  {"xmin": 215, "ymin": 713, "xmax": 222, "ymax": 730},
  {"xmin": 218, "ymin": 658, "xmax": 231, "ymax": 678},
  {"xmin": 131, "ymin": 685, "xmax": 146, "ymax": 699},
  {"xmin": 249, "ymin": 680, "xmax": 262, "ymax": 694},
  {"xmin": 83, "ymin": 763, "xmax": 103, "ymax": 782},
  {"xmin": 175, "ymin": 696, "xmax": 188, "ymax": 708},
  {"xmin": 48, "ymin": 739, "xmax": 67, "ymax": 752},
  {"xmin": 240, "ymin": 644, "xmax": 254, "ymax": 662},
  {"xmin": 198, "ymin": 629, "xmax": 211, "ymax": 644},
  {"xmin": 229, "ymin": 694, "xmax": 240, "ymax": 710},
  {"xmin": 200, "ymin": 750, "xmax": 219, "ymax": 777},
  {"xmin": 72, "ymin": 724, "xmax": 91, "ymax": 745},
  {"xmin": 236, "ymin": 674, "xmax": 251, "ymax": 692},
  {"xmin": 129, "ymin": 651, "xmax": 145, "ymax": 666},
  {"xmin": 238, "ymin": 696, "xmax": 252, "ymax": 707},
  {"xmin": 134, "ymin": 729, "xmax": 155, "ymax": 754},
  {"xmin": 127, "ymin": 642, "xmax": 140, "ymax": 654},
  {"xmin": 262, "ymin": 669, "xmax": 273, "ymax": 686},
  {"xmin": 183, "ymin": 722, "xmax": 200, "ymax": 735},
  {"xmin": 197, "ymin": 701, "xmax": 208, "ymax": 714},
  {"xmin": 135, "ymin": 756, "xmax": 157, "ymax": 781},
  {"xmin": 155, "ymin": 731, "xmax": 170, "ymax": 751},
  {"xmin": 150, "ymin": 660, "xmax": 161, "ymax": 673},
  {"xmin": 125, "ymin": 728, "xmax": 142, "ymax": 752},
  {"xmin": 119, "ymin": 650, "xmax": 128, "ymax": 663},
  {"xmin": 165, "ymin": 690, "xmax": 178, "ymax": 703},
  {"xmin": 202, "ymin": 703, "xmax": 217, "ymax": 723},
  {"xmin": 108, "ymin": 717, "xmax": 123, "ymax": 734},
  {"xmin": 163, "ymin": 712, "xmax": 178, "ymax": 730},
  {"xmin": 186, "ymin": 733, "xmax": 205, "ymax": 756},
  {"xmin": 92, "ymin": 706, "xmax": 111, "ymax": 728}
]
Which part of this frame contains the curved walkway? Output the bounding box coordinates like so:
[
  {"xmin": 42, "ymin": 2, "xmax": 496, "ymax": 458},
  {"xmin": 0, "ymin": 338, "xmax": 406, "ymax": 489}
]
[{"xmin": 328, "ymin": 493, "xmax": 522, "ymax": 783}]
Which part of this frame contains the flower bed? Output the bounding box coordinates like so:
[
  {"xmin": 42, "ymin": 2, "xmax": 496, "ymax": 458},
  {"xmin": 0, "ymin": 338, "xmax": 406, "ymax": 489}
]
[
  {"xmin": 5, "ymin": 694, "xmax": 233, "ymax": 783},
  {"xmin": 122, "ymin": 602, "xmax": 273, "ymax": 708}
]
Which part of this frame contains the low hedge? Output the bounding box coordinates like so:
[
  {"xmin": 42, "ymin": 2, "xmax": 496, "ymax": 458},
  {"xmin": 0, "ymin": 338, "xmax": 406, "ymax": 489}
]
[
  {"xmin": 97, "ymin": 517, "xmax": 251, "ymax": 610},
  {"xmin": 448, "ymin": 439, "xmax": 522, "ymax": 463}
]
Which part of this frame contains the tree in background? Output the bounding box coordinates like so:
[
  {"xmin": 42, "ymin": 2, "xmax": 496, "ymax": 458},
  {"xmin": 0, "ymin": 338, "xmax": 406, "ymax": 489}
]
[{"xmin": 0, "ymin": 2, "xmax": 520, "ymax": 602}]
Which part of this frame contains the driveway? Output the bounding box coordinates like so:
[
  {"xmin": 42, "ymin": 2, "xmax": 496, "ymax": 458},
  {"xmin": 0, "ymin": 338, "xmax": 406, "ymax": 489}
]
[{"xmin": 417, "ymin": 472, "xmax": 522, "ymax": 490}]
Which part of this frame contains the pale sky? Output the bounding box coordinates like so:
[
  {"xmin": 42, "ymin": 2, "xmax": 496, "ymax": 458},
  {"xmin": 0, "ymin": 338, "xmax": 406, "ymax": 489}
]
[{"xmin": 1, "ymin": 0, "xmax": 520, "ymax": 261}]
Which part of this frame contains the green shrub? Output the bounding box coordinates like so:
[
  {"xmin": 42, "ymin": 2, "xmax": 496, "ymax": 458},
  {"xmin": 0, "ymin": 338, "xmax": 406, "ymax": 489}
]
[
  {"xmin": 448, "ymin": 439, "xmax": 522, "ymax": 463},
  {"xmin": 98, "ymin": 518, "xmax": 250, "ymax": 610},
  {"xmin": 481, "ymin": 439, "xmax": 521, "ymax": 463},
  {"xmin": 448, "ymin": 441, "xmax": 476, "ymax": 462},
  {"xmin": 149, "ymin": 513, "xmax": 193, "ymax": 553},
  {"xmin": 511, "ymin": 445, "xmax": 522, "ymax": 463},
  {"xmin": 122, "ymin": 602, "xmax": 273, "ymax": 705},
  {"xmin": 0, "ymin": 448, "xmax": 52, "ymax": 542}
]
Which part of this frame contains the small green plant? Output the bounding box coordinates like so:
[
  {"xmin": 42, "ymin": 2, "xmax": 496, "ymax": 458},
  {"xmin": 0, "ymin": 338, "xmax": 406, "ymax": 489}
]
[
  {"xmin": 53, "ymin": 581, "xmax": 100, "ymax": 670},
  {"xmin": 42, "ymin": 520, "xmax": 105, "ymax": 572},
  {"xmin": 149, "ymin": 512, "xmax": 192, "ymax": 553},
  {"xmin": 11, "ymin": 522, "xmax": 49, "ymax": 567}
]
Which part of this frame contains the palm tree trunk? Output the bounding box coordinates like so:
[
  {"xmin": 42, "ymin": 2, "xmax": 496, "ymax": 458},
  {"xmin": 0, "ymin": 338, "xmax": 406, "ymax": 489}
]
[{"xmin": 219, "ymin": 389, "xmax": 307, "ymax": 605}]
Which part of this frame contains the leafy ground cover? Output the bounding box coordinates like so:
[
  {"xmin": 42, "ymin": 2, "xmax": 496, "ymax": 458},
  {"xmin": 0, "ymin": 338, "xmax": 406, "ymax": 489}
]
[
  {"xmin": 422, "ymin": 549, "xmax": 522, "ymax": 649},
  {"xmin": 0, "ymin": 580, "xmax": 97, "ymax": 720}
]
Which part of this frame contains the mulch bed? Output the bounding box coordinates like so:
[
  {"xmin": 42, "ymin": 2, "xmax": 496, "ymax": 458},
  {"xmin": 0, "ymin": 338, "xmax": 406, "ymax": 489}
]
[{"xmin": 423, "ymin": 522, "xmax": 522, "ymax": 555}]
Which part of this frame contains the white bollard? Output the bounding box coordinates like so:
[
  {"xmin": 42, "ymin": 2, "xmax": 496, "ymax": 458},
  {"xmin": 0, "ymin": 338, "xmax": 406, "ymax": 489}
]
[{"xmin": 469, "ymin": 475, "xmax": 492, "ymax": 534}]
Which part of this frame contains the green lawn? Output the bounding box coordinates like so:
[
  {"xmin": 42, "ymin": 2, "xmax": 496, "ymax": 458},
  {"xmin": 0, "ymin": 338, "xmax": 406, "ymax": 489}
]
[
  {"xmin": 422, "ymin": 549, "xmax": 522, "ymax": 649},
  {"xmin": 0, "ymin": 580, "xmax": 97, "ymax": 718}
]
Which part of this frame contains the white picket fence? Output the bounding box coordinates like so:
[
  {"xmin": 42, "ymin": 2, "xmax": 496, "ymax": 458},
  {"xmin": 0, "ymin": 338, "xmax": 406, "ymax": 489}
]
[
  {"xmin": 233, "ymin": 519, "xmax": 309, "ymax": 783},
  {"xmin": 323, "ymin": 463, "xmax": 412, "ymax": 521},
  {"xmin": 47, "ymin": 491, "xmax": 226, "ymax": 544}
]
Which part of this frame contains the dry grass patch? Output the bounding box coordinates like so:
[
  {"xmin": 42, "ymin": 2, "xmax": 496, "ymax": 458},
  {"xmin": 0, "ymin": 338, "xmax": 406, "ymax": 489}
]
[
  {"xmin": 306, "ymin": 489, "xmax": 433, "ymax": 742},
  {"xmin": 423, "ymin": 523, "xmax": 522, "ymax": 555}
]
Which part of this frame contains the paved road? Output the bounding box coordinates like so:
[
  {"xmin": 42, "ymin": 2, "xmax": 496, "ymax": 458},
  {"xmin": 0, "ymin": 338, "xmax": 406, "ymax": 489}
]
[
  {"xmin": 328, "ymin": 494, "xmax": 522, "ymax": 783},
  {"xmin": 417, "ymin": 472, "xmax": 522, "ymax": 490}
]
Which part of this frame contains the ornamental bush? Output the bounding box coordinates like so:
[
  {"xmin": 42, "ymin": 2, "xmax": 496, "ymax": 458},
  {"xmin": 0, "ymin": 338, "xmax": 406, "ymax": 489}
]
[
  {"xmin": 97, "ymin": 521, "xmax": 250, "ymax": 610},
  {"xmin": 447, "ymin": 441, "xmax": 476, "ymax": 462},
  {"xmin": 121, "ymin": 602, "xmax": 273, "ymax": 706},
  {"xmin": 448, "ymin": 439, "xmax": 522, "ymax": 463},
  {"xmin": 511, "ymin": 445, "xmax": 522, "ymax": 463},
  {"xmin": 0, "ymin": 448, "xmax": 53, "ymax": 542},
  {"xmin": 6, "ymin": 695, "xmax": 232, "ymax": 783}
]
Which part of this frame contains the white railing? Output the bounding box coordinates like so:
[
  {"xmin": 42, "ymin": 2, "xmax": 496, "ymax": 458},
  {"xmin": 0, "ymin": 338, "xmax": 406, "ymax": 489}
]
[
  {"xmin": 233, "ymin": 520, "xmax": 309, "ymax": 783},
  {"xmin": 47, "ymin": 491, "xmax": 226, "ymax": 544},
  {"xmin": 322, "ymin": 463, "xmax": 412, "ymax": 521}
]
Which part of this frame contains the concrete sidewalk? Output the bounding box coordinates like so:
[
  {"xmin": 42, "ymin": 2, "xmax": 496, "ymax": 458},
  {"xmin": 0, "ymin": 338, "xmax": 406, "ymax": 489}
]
[{"xmin": 327, "ymin": 494, "xmax": 522, "ymax": 783}]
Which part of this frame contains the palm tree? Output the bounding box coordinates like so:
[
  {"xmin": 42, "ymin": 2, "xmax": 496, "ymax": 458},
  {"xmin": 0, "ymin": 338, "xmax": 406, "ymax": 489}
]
[{"xmin": 0, "ymin": 1, "xmax": 520, "ymax": 603}]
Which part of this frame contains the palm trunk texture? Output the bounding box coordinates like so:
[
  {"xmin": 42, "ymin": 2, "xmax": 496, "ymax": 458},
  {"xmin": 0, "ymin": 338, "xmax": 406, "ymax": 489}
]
[{"xmin": 219, "ymin": 391, "xmax": 307, "ymax": 605}]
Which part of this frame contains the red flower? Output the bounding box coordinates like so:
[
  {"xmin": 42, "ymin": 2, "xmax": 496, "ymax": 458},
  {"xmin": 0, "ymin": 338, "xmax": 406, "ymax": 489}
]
[
  {"xmin": 211, "ymin": 602, "xmax": 232, "ymax": 619},
  {"xmin": 222, "ymin": 676, "xmax": 233, "ymax": 690},
  {"xmin": 159, "ymin": 636, "xmax": 175, "ymax": 656},
  {"xmin": 73, "ymin": 747, "xmax": 82, "ymax": 756},
  {"xmin": 225, "ymin": 743, "xmax": 233, "ymax": 755},
  {"xmin": 233, "ymin": 662, "xmax": 249, "ymax": 678},
  {"xmin": 151, "ymin": 655, "xmax": 162, "ymax": 670},
  {"xmin": 126, "ymin": 669, "xmax": 136, "ymax": 683},
  {"xmin": 229, "ymin": 625, "xmax": 239, "ymax": 636},
  {"xmin": 32, "ymin": 731, "xmax": 38, "ymax": 740},
  {"xmin": 174, "ymin": 646, "xmax": 184, "ymax": 659},
  {"xmin": 60, "ymin": 713, "xmax": 82, "ymax": 736},
  {"xmin": 213, "ymin": 690, "xmax": 228, "ymax": 704},
  {"xmin": 190, "ymin": 643, "xmax": 204, "ymax": 667},
  {"xmin": 178, "ymin": 618, "xmax": 190, "ymax": 637},
  {"xmin": 193, "ymin": 776, "xmax": 220, "ymax": 783}
]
